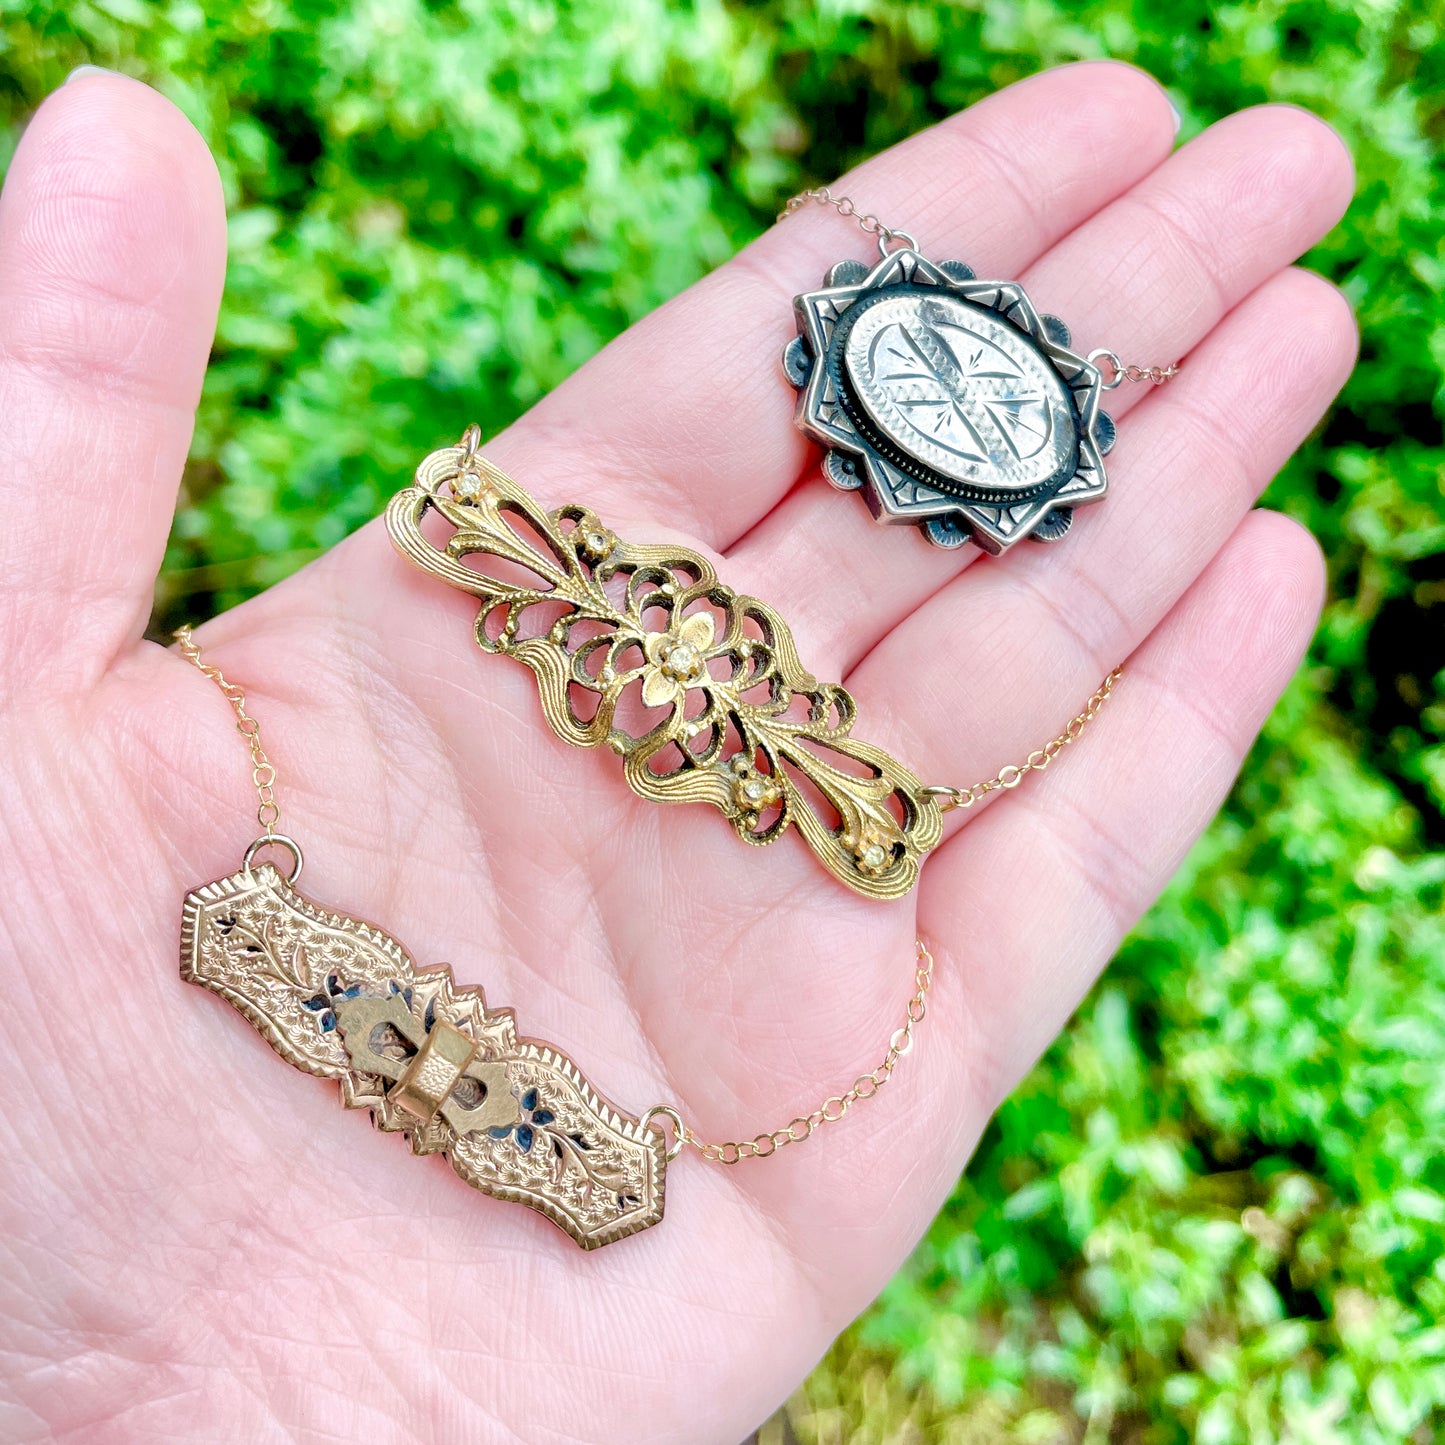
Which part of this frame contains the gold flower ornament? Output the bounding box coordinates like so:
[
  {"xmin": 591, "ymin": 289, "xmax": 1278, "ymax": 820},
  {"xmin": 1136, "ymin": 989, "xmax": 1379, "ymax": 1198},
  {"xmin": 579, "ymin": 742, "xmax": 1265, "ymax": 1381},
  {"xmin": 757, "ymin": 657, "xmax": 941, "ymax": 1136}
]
[{"xmin": 641, "ymin": 612, "xmax": 716, "ymax": 709}]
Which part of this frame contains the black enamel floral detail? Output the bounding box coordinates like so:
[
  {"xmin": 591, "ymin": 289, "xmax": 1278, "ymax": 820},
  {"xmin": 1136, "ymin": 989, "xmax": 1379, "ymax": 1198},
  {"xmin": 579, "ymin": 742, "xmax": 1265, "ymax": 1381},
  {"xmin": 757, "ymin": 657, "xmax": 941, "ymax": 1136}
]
[
  {"xmin": 490, "ymin": 1087, "xmax": 556, "ymax": 1153},
  {"xmin": 485, "ymin": 1087, "xmax": 639, "ymax": 1208},
  {"xmin": 301, "ymin": 973, "xmax": 370, "ymax": 1032}
]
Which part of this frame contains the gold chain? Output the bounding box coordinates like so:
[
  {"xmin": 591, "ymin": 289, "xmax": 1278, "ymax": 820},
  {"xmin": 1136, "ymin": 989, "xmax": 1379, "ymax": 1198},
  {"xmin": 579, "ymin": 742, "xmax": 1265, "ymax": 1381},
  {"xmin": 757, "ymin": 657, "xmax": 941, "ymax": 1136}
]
[
  {"xmin": 646, "ymin": 939, "xmax": 936, "ymax": 1166},
  {"xmin": 778, "ymin": 185, "xmax": 919, "ymax": 251},
  {"xmin": 779, "ymin": 188, "xmax": 1179, "ymax": 385},
  {"xmin": 921, "ymin": 666, "xmax": 1122, "ymax": 813},
  {"xmin": 1085, "ymin": 348, "xmax": 1179, "ymax": 389},
  {"xmin": 174, "ymin": 625, "xmax": 282, "ymax": 836}
]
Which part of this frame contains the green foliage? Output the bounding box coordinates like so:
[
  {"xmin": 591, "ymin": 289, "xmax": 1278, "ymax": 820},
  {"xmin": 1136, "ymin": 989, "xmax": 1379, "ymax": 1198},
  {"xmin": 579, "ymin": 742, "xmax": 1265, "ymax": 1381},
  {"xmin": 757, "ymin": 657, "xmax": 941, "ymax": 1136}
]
[
  {"xmin": 798, "ymin": 680, "xmax": 1445, "ymax": 1441},
  {"xmin": 2, "ymin": 1, "xmax": 1442, "ymax": 1438}
]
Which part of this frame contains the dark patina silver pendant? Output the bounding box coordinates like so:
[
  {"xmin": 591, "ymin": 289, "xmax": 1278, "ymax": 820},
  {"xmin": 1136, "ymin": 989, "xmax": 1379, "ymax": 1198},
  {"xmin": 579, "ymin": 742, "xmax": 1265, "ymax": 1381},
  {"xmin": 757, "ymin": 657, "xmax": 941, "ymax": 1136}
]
[{"xmin": 783, "ymin": 246, "xmax": 1115, "ymax": 554}]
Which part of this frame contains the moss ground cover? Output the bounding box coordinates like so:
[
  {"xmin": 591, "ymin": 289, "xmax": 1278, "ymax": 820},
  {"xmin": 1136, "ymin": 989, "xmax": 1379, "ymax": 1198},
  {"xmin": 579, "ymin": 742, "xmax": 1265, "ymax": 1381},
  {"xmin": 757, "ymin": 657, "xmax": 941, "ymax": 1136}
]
[{"xmin": 2, "ymin": 2, "xmax": 1441, "ymax": 1438}]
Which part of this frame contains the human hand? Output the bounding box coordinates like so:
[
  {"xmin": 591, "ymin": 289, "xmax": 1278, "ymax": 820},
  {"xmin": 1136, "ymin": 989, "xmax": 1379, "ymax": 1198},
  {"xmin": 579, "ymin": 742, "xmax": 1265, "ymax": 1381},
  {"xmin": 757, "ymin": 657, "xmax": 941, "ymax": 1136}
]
[{"xmin": 0, "ymin": 64, "xmax": 1354, "ymax": 1442}]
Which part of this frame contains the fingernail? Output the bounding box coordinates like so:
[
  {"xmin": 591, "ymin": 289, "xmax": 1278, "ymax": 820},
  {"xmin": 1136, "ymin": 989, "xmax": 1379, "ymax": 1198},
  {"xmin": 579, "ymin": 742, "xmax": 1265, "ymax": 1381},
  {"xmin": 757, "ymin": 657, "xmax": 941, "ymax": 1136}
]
[
  {"xmin": 65, "ymin": 64, "xmax": 118, "ymax": 85},
  {"xmin": 1168, "ymin": 98, "xmax": 1183, "ymax": 134}
]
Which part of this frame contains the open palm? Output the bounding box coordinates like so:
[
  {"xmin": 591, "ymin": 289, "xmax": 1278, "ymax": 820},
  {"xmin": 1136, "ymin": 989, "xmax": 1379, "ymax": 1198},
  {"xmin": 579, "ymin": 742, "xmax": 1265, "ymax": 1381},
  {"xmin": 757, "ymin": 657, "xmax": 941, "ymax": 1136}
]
[{"xmin": 1, "ymin": 66, "xmax": 1354, "ymax": 1443}]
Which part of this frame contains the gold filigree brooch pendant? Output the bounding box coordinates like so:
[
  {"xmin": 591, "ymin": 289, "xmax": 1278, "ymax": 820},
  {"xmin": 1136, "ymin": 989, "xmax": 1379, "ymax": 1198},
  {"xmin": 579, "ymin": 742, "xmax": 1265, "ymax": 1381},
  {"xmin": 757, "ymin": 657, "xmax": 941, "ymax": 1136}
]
[{"xmin": 386, "ymin": 429, "xmax": 1124, "ymax": 898}]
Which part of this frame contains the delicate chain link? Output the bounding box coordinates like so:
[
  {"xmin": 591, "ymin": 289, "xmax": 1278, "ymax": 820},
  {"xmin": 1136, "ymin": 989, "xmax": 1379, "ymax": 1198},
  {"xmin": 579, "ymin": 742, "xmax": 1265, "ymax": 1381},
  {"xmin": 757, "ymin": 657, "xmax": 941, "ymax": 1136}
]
[
  {"xmin": 1127, "ymin": 362, "xmax": 1178, "ymax": 385},
  {"xmin": 780, "ymin": 189, "xmax": 1178, "ymax": 384},
  {"xmin": 778, "ymin": 186, "xmax": 918, "ymax": 253},
  {"xmin": 174, "ymin": 625, "xmax": 282, "ymax": 835},
  {"xmin": 920, "ymin": 666, "xmax": 1123, "ymax": 813},
  {"xmin": 1086, "ymin": 348, "xmax": 1179, "ymax": 389},
  {"xmin": 649, "ymin": 940, "xmax": 936, "ymax": 1166}
]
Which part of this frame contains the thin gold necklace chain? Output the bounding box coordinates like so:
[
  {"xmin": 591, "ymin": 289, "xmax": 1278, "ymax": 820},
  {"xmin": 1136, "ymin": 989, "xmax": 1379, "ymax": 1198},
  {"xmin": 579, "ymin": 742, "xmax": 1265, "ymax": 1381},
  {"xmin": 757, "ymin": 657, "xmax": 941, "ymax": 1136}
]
[
  {"xmin": 778, "ymin": 187, "xmax": 1181, "ymax": 387},
  {"xmin": 644, "ymin": 938, "xmax": 935, "ymax": 1165},
  {"xmin": 176, "ymin": 636, "xmax": 1118, "ymax": 1165},
  {"xmin": 175, "ymin": 624, "xmax": 282, "ymax": 836},
  {"xmin": 173, "ymin": 624, "xmax": 944, "ymax": 1169},
  {"xmin": 672, "ymin": 668, "xmax": 1125, "ymax": 1162},
  {"xmin": 922, "ymin": 665, "xmax": 1123, "ymax": 813}
]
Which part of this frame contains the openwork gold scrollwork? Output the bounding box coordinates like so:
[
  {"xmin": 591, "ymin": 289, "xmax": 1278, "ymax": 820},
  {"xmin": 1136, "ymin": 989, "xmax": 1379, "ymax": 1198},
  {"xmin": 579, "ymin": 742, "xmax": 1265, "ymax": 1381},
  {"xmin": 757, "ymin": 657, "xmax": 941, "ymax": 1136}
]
[{"xmin": 386, "ymin": 436, "xmax": 944, "ymax": 899}]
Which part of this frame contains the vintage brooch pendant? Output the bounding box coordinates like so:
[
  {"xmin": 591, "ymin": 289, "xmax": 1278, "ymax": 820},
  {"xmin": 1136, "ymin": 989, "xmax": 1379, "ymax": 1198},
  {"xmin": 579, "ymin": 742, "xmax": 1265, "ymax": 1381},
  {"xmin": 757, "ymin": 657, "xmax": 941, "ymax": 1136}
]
[
  {"xmin": 783, "ymin": 244, "xmax": 1115, "ymax": 554},
  {"xmin": 182, "ymin": 842, "xmax": 667, "ymax": 1249},
  {"xmin": 387, "ymin": 433, "xmax": 944, "ymax": 900}
]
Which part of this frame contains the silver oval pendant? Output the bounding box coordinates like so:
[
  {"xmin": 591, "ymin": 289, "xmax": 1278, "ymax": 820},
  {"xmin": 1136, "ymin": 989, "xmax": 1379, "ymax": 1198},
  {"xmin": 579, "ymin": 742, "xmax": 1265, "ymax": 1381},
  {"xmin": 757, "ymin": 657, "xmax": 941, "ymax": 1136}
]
[{"xmin": 784, "ymin": 248, "xmax": 1115, "ymax": 553}]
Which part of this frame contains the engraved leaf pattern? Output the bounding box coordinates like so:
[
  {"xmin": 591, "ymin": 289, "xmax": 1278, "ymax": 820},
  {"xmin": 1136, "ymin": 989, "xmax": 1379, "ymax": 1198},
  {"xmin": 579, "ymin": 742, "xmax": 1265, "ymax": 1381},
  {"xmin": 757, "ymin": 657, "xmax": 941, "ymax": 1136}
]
[{"xmin": 387, "ymin": 442, "xmax": 943, "ymax": 899}]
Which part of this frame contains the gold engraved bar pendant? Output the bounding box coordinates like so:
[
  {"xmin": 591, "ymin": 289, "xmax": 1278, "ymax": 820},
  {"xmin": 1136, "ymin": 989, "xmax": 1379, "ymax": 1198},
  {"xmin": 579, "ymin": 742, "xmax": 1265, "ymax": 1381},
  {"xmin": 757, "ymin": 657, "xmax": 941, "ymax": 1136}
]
[
  {"xmin": 387, "ymin": 434, "xmax": 944, "ymax": 900},
  {"xmin": 181, "ymin": 854, "xmax": 666, "ymax": 1249}
]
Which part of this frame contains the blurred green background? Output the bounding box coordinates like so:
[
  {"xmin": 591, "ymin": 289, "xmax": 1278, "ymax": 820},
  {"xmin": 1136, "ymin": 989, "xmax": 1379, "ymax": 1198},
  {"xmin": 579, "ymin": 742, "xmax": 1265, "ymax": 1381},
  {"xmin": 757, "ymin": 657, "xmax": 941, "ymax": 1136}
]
[{"xmin": 3, "ymin": 1, "xmax": 1442, "ymax": 1439}]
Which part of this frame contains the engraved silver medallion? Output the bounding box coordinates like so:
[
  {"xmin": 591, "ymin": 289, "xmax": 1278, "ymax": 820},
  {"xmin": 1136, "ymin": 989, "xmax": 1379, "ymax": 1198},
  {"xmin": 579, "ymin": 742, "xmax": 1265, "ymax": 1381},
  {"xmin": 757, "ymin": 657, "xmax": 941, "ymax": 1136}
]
[{"xmin": 783, "ymin": 246, "xmax": 1116, "ymax": 553}]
